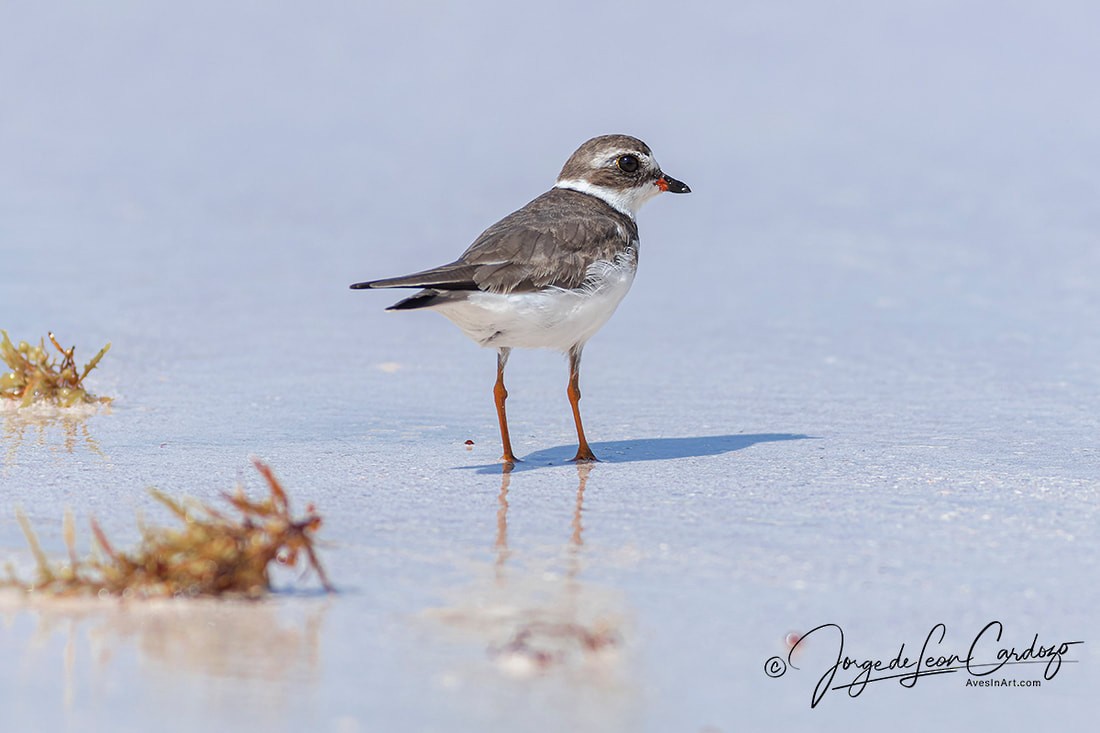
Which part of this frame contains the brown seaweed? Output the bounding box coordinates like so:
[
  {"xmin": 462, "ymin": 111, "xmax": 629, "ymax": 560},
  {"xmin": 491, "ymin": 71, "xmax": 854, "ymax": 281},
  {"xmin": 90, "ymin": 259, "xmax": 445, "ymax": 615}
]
[{"xmin": 4, "ymin": 459, "xmax": 333, "ymax": 599}]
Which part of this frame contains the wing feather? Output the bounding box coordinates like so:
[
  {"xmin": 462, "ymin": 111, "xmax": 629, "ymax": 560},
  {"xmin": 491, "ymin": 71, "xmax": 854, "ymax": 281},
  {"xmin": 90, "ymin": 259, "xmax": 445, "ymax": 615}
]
[{"xmin": 350, "ymin": 188, "xmax": 637, "ymax": 294}]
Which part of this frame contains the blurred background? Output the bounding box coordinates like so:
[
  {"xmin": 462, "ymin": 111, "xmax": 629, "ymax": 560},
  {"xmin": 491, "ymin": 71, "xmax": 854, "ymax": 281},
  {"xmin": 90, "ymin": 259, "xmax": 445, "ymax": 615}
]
[{"xmin": 2, "ymin": 1, "xmax": 1098, "ymax": 440}]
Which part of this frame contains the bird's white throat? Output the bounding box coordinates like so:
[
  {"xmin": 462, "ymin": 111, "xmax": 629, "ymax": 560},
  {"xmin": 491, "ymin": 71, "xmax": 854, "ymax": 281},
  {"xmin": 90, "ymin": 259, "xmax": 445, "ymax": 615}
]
[{"xmin": 553, "ymin": 178, "xmax": 662, "ymax": 219}]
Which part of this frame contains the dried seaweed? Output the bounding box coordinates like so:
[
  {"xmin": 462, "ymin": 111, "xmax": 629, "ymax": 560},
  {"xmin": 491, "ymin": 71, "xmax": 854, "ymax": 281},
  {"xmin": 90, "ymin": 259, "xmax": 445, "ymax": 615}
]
[
  {"xmin": 0, "ymin": 330, "xmax": 112, "ymax": 407},
  {"xmin": 3, "ymin": 460, "xmax": 333, "ymax": 599}
]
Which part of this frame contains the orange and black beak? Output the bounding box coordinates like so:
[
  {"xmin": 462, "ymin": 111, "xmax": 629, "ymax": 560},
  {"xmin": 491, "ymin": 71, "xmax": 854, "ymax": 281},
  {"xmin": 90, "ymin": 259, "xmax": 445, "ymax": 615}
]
[{"xmin": 656, "ymin": 173, "xmax": 691, "ymax": 194}]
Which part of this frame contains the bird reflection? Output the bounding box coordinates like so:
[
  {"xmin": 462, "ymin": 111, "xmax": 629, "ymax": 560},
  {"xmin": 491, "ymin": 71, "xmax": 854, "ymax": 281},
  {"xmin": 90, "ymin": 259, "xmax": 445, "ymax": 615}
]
[
  {"xmin": 470, "ymin": 461, "xmax": 622, "ymax": 675},
  {"xmin": 495, "ymin": 468, "xmax": 512, "ymax": 579},
  {"xmin": 571, "ymin": 462, "xmax": 590, "ymax": 549},
  {"xmin": 494, "ymin": 461, "xmax": 591, "ymax": 579}
]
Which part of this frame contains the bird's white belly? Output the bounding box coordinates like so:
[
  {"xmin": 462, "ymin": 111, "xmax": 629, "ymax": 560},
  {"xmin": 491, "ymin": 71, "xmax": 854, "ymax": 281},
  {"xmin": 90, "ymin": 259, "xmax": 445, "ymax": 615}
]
[{"xmin": 432, "ymin": 253, "xmax": 637, "ymax": 351}]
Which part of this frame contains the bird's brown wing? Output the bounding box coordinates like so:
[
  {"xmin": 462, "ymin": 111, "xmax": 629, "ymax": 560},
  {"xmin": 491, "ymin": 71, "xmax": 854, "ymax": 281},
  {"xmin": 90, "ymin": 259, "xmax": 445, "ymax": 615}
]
[
  {"xmin": 349, "ymin": 262, "xmax": 479, "ymax": 290},
  {"xmin": 350, "ymin": 189, "xmax": 638, "ymax": 294}
]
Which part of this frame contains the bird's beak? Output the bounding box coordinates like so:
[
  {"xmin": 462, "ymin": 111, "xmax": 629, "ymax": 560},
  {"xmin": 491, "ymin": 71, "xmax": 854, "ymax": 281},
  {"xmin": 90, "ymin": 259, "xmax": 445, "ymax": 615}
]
[{"xmin": 656, "ymin": 173, "xmax": 691, "ymax": 194}]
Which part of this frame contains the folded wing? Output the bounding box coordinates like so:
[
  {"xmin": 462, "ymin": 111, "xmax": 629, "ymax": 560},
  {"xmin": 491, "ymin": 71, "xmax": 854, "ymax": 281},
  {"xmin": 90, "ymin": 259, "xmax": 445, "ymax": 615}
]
[{"xmin": 349, "ymin": 188, "xmax": 638, "ymax": 296}]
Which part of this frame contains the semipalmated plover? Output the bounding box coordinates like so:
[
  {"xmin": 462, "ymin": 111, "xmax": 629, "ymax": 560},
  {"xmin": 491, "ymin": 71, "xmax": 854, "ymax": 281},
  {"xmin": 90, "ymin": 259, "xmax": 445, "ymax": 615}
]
[{"xmin": 351, "ymin": 134, "xmax": 690, "ymax": 464}]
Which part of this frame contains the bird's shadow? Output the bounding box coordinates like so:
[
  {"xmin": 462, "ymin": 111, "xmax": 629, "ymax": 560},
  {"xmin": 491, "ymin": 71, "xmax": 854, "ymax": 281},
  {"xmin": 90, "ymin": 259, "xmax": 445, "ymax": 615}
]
[{"xmin": 459, "ymin": 433, "xmax": 814, "ymax": 474}]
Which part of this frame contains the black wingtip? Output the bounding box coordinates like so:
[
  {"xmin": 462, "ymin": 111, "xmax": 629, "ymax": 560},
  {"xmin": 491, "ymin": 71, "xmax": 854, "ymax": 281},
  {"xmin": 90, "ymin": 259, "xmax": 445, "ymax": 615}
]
[
  {"xmin": 349, "ymin": 281, "xmax": 374, "ymax": 290},
  {"xmin": 385, "ymin": 291, "xmax": 441, "ymax": 311}
]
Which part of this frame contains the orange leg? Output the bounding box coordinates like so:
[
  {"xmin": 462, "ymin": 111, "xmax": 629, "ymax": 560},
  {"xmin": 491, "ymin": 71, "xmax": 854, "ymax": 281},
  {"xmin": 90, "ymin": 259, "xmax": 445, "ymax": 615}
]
[
  {"xmin": 567, "ymin": 346, "xmax": 598, "ymax": 462},
  {"xmin": 494, "ymin": 348, "xmax": 519, "ymax": 464}
]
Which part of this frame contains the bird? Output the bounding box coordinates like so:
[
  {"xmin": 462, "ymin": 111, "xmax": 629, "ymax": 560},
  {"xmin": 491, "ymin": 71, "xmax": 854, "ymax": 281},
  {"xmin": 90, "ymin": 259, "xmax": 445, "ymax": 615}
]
[{"xmin": 350, "ymin": 134, "xmax": 690, "ymax": 464}]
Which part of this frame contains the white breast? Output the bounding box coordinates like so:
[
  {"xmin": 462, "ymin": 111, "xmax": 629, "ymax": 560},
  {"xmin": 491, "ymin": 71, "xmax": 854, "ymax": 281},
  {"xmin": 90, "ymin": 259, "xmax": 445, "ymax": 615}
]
[{"xmin": 431, "ymin": 248, "xmax": 638, "ymax": 351}]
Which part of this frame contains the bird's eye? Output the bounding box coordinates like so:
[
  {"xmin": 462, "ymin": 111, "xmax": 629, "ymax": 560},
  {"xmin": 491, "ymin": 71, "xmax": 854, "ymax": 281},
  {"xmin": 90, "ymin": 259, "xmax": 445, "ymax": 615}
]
[{"xmin": 617, "ymin": 154, "xmax": 639, "ymax": 173}]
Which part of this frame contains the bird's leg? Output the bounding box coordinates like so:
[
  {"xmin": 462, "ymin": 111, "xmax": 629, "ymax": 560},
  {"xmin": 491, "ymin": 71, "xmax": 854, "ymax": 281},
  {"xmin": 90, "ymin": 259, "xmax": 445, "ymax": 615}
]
[
  {"xmin": 567, "ymin": 345, "xmax": 598, "ymax": 462},
  {"xmin": 494, "ymin": 347, "xmax": 519, "ymax": 464}
]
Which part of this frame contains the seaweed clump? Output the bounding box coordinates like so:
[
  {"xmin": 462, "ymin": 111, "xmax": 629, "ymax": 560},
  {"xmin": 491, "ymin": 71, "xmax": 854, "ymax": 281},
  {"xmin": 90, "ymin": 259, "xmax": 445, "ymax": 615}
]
[
  {"xmin": 4, "ymin": 460, "xmax": 333, "ymax": 599},
  {"xmin": 0, "ymin": 330, "xmax": 111, "ymax": 407}
]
